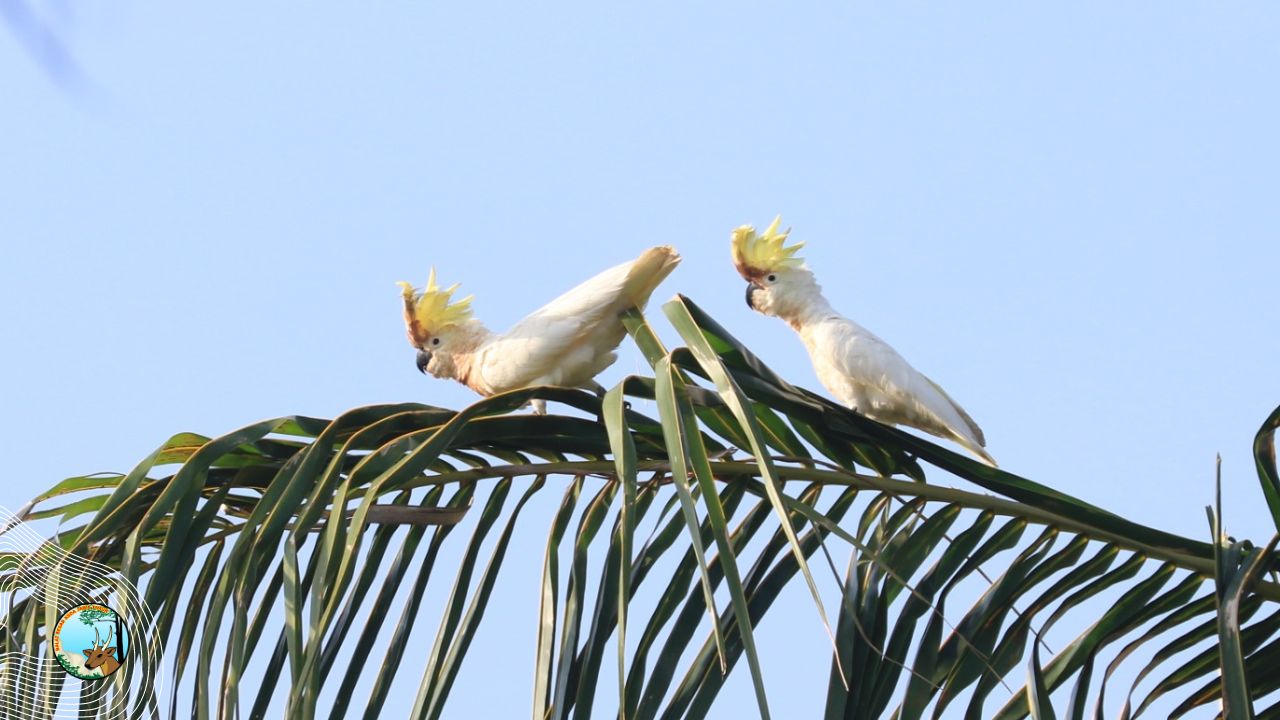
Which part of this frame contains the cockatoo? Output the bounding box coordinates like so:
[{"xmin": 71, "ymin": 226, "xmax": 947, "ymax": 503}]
[
  {"xmin": 398, "ymin": 245, "xmax": 680, "ymax": 413},
  {"xmin": 732, "ymin": 218, "xmax": 996, "ymax": 466}
]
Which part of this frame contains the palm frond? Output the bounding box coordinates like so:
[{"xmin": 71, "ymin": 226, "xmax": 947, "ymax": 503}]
[{"xmin": 3, "ymin": 297, "xmax": 1278, "ymax": 719}]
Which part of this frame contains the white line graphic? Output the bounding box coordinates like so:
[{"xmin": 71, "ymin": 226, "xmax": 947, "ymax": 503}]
[{"xmin": 0, "ymin": 506, "xmax": 167, "ymax": 719}]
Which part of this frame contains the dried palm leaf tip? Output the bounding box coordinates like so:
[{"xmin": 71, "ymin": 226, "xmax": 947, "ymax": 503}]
[
  {"xmin": 730, "ymin": 215, "xmax": 806, "ymax": 281},
  {"xmin": 396, "ymin": 268, "xmax": 475, "ymax": 347}
]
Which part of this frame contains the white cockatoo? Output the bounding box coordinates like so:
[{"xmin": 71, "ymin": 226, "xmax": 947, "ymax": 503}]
[
  {"xmin": 732, "ymin": 218, "xmax": 996, "ymax": 466},
  {"xmin": 398, "ymin": 245, "xmax": 680, "ymax": 413}
]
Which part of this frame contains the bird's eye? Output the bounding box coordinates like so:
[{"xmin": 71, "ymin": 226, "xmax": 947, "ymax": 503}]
[
  {"xmin": 766, "ymin": 274, "xmax": 777, "ymax": 283},
  {"xmin": 431, "ymin": 338, "xmax": 440, "ymax": 346}
]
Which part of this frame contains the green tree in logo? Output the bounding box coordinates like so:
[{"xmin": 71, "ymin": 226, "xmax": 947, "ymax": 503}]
[{"xmin": 76, "ymin": 608, "xmax": 116, "ymax": 626}]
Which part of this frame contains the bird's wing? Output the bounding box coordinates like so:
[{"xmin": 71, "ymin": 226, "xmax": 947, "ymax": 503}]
[
  {"xmin": 822, "ymin": 319, "xmax": 991, "ymax": 459},
  {"xmin": 475, "ymin": 246, "xmax": 680, "ymax": 391}
]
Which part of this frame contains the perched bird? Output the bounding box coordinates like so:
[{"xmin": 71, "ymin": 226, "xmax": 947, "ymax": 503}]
[
  {"xmin": 398, "ymin": 245, "xmax": 681, "ymax": 413},
  {"xmin": 731, "ymin": 218, "xmax": 996, "ymax": 466}
]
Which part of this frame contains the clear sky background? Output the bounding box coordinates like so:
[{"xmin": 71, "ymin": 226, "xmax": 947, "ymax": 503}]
[{"xmin": 3, "ymin": 3, "xmax": 1278, "ymax": 718}]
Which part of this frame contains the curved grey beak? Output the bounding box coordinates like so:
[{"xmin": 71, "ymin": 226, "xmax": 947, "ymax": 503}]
[
  {"xmin": 744, "ymin": 282, "xmax": 761, "ymax": 310},
  {"xmin": 415, "ymin": 349, "xmax": 432, "ymax": 375}
]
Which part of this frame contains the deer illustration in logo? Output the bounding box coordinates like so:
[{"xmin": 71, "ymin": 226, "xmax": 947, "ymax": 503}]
[{"xmin": 82, "ymin": 626, "xmax": 121, "ymax": 676}]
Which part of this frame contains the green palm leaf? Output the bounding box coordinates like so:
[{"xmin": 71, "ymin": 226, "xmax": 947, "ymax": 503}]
[{"xmin": 3, "ymin": 298, "xmax": 1278, "ymax": 719}]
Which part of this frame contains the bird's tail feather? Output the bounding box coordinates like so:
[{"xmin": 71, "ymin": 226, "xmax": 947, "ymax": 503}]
[
  {"xmin": 624, "ymin": 245, "xmax": 681, "ymax": 307},
  {"xmin": 921, "ymin": 377, "xmax": 995, "ymax": 466},
  {"xmin": 960, "ymin": 440, "xmax": 999, "ymax": 467},
  {"xmin": 924, "ymin": 377, "xmax": 987, "ymax": 446}
]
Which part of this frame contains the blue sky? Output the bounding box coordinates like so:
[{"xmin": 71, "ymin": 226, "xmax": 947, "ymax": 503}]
[{"xmin": 3, "ymin": 3, "xmax": 1279, "ymax": 717}]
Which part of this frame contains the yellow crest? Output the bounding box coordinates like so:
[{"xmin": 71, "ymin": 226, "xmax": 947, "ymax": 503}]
[
  {"xmin": 396, "ymin": 268, "xmax": 474, "ymax": 344},
  {"xmin": 731, "ymin": 215, "xmax": 805, "ymax": 279}
]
